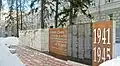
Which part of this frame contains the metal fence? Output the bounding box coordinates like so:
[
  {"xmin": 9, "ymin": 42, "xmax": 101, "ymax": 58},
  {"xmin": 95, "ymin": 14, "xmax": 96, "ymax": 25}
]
[{"xmin": 67, "ymin": 23, "xmax": 92, "ymax": 65}]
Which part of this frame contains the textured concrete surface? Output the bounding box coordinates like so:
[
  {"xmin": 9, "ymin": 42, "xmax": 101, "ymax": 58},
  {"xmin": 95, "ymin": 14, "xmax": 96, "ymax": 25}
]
[{"xmin": 19, "ymin": 29, "xmax": 49, "ymax": 52}]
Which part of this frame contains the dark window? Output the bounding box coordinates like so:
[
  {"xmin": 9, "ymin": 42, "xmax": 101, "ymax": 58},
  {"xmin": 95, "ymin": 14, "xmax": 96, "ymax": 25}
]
[
  {"xmin": 108, "ymin": 14, "xmax": 113, "ymax": 20},
  {"xmin": 105, "ymin": 0, "xmax": 112, "ymax": 3}
]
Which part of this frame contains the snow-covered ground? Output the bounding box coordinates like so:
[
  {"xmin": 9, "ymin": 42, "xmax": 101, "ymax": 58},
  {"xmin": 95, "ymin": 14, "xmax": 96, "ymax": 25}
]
[
  {"xmin": 1, "ymin": 37, "xmax": 120, "ymax": 66},
  {"xmin": 99, "ymin": 57, "xmax": 120, "ymax": 66},
  {"xmin": 0, "ymin": 37, "xmax": 19, "ymax": 46},
  {"xmin": 0, "ymin": 37, "xmax": 25, "ymax": 66}
]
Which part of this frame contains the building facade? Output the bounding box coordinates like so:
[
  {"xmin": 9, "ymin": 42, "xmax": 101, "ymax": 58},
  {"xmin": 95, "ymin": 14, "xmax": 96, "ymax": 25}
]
[
  {"xmin": 75, "ymin": 0, "xmax": 120, "ymax": 58},
  {"xmin": 22, "ymin": 11, "xmax": 41, "ymax": 30},
  {"xmin": 0, "ymin": 20, "xmax": 5, "ymax": 37}
]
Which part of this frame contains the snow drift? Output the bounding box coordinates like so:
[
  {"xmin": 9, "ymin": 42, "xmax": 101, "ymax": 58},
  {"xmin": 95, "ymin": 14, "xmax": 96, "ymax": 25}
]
[{"xmin": 0, "ymin": 37, "xmax": 24, "ymax": 66}]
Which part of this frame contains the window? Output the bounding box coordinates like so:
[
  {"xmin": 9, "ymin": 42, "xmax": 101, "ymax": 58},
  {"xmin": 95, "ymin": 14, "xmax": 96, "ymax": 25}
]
[
  {"xmin": 108, "ymin": 14, "xmax": 113, "ymax": 20},
  {"xmin": 105, "ymin": 0, "xmax": 113, "ymax": 3},
  {"xmin": 90, "ymin": 0, "xmax": 96, "ymax": 6}
]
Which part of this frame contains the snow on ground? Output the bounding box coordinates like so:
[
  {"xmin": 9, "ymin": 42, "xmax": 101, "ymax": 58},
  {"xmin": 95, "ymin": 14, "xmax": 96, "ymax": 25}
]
[
  {"xmin": 0, "ymin": 37, "xmax": 19, "ymax": 46},
  {"xmin": 0, "ymin": 37, "xmax": 4, "ymax": 42},
  {"xmin": 0, "ymin": 37, "xmax": 25, "ymax": 66},
  {"xmin": 99, "ymin": 56, "xmax": 120, "ymax": 66}
]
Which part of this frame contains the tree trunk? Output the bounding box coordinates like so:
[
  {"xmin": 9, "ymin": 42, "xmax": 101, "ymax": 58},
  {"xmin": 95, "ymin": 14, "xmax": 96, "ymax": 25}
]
[
  {"xmin": 55, "ymin": 0, "xmax": 58, "ymax": 28},
  {"xmin": 20, "ymin": 0, "xmax": 22, "ymax": 30},
  {"xmin": 69, "ymin": 0, "xmax": 73, "ymax": 25},
  {"xmin": 41, "ymin": 0, "xmax": 44, "ymax": 29},
  {"xmin": 16, "ymin": 0, "xmax": 19, "ymax": 37},
  {"xmin": 0, "ymin": 0, "xmax": 2, "ymax": 20}
]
